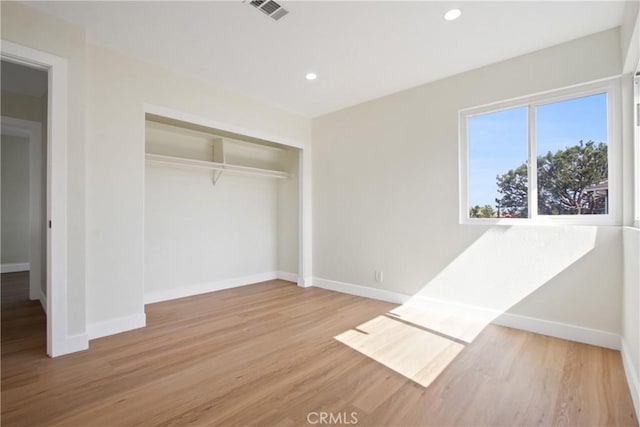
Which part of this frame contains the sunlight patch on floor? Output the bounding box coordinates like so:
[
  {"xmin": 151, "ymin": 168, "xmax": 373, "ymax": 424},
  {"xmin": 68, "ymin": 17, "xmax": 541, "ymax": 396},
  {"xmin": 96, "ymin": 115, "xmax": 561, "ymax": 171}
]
[
  {"xmin": 335, "ymin": 226, "xmax": 599, "ymax": 388},
  {"xmin": 388, "ymin": 298, "xmax": 497, "ymax": 344},
  {"xmin": 335, "ymin": 315, "xmax": 464, "ymax": 387}
]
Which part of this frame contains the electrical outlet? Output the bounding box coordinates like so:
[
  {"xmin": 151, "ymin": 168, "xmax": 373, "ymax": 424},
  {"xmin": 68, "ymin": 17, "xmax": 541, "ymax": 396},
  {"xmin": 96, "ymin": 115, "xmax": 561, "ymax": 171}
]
[{"xmin": 375, "ymin": 271, "xmax": 383, "ymax": 282}]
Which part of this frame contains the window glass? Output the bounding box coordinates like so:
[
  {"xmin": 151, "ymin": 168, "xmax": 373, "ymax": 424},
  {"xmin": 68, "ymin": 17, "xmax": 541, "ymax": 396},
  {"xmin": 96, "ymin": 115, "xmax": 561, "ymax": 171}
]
[
  {"xmin": 468, "ymin": 107, "xmax": 528, "ymax": 218},
  {"xmin": 536, "ymin": 93, "xmax": 608, "ymax": 215}
]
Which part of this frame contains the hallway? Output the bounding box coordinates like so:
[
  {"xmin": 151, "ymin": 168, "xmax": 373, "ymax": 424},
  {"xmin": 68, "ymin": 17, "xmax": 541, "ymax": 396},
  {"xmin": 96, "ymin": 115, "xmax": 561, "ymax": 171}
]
[{"xmin": 1, "ymin": 272, "xmax": 47, "ymax": 361}]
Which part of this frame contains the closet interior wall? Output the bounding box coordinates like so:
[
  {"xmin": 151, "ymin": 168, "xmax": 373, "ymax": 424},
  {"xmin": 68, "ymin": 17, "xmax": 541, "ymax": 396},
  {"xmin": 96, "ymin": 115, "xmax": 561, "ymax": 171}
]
[{"xmin": 143, "ymin": 117, "xmax": 299, "ymax": 303}]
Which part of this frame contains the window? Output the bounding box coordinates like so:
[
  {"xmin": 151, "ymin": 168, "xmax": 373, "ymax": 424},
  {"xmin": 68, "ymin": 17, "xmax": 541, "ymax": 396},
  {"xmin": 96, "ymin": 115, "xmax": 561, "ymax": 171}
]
[
  {"xmin": 460, "ymin": 79, "xmax": 619, "ymax": 225},
  {"xmin": 635, "ymin": 71, "xmax": 640, "ymax": 227}
]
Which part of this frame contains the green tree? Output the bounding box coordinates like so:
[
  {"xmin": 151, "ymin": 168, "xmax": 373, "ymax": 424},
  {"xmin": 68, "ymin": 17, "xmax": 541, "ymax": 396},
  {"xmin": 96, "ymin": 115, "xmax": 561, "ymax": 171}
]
[
  {"xmin": 469, "ymin": 204, "xmax": 496, "ymax": 218},
  {"xmin": 495, "ymin": 140, "xmax": 607, "ymax": 216},
  {"xmin": 495, "ymin": 163, "xmax": 529, "ymax": 218},
  {"xmin": 537, "ymin": 141, "xmax": 607, "ymax": 215}
]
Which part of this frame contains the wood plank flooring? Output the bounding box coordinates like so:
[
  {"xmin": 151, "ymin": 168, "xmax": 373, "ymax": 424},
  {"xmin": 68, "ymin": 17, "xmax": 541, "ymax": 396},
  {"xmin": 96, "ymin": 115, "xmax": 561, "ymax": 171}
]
[{"xmin": 2, "ymin": 272, "xmax": 637, "ymax": 426}]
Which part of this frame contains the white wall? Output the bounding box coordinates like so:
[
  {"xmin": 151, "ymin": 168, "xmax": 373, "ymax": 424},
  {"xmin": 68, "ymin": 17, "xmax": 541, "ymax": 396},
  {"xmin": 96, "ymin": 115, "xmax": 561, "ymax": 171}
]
[
  {"xmin": 278, "ymin": 148, "xmax": 300, "ymax": 276},
  {"xmin": 621, "ymin": 1, "xmax": 640, "ymax": 73},
  {"xmin": 2, "ymin": 2, "xmax": 631, "ymax": 364},
  {"xmin": 85, "ymin": 43, "xmax": 310, "ymax": 330},
  {"xmin": 1, "ymin": 135, "xmax": 30, "ymax": 265},
  {"xmin": 1, "ymin": 90, "xmax": 48, "ymax": 294},
  {"xmin": 621, "ymin": 4, "xmax": 640, "ymax": 416},
  {"xmin": 143, "ymin": 122, "xmax": 298, "ymax": 299},
  {"xmin": 144, "ymin": 165, "xmax": 280, "ymax": 298},
  {"xmin": 312, "ymin": 29, "xmax": 623, "ymax": 335},
  {"xmin": 623, "ymin": 227, "xmax": 640, "ymax": 415},
  {"xmin": 1, "ymin": 1, "xmax": 87, "ymax": 336},
  {"xmin": 2, "ymin": 2, "xmax": 310, "ymax": 341}
]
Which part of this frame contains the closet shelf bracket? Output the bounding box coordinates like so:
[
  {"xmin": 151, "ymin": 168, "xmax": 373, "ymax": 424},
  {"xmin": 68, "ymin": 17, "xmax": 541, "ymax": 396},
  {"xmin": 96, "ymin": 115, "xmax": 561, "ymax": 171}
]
[{"xmin": 211, "ymin": 170, "xmax": 223, "ymax": 186}]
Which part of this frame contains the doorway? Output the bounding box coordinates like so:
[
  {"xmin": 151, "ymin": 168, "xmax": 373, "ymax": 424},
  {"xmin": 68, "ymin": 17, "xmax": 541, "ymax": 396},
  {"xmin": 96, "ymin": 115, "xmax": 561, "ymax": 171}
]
[
  {"xmin": 1, "ymin": 60, "xmax": 48, "ymax": 354},
  {"xmin": 1, "ymin": 40, "xmax": 77, "ymax": 357}
]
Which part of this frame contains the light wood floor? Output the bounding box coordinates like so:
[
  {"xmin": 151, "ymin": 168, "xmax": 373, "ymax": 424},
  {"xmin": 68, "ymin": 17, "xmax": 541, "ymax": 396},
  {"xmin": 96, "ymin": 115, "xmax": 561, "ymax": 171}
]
[{"xmin": 2, "ymin": 272, "xmax": 637, "ymax": 426}]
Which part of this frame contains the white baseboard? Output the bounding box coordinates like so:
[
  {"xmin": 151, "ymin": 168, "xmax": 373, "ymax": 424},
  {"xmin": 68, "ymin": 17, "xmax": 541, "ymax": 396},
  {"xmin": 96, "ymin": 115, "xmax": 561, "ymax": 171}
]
[
  {"xmin": 622, "ymin": 339, "xmax": 640, "ymax": 419},
  {"xmin": 277, "ymin": 271, "xmax": 298, "ymax": 283},
  {"xmin": 1, "ymin": 262, "xmax": 30, "ymax": 273},
  {"xmin": 297, "ymin": 276, "xmax": 314, "ymax": 288},
  {"xmin": 412, "ymin": 296, "xmax": 620, "ymax": 350},
  {"xmin": 144, "ymin": 271, "xmax": 280, "ymax": 304},
  {"xmin": 311, "ymin": 276, "xmax": 620, "ymax": 350},
  {"xmin": 39, "ymin": 288, "xmax": 47, "ymax": 314},
  {"xmin": 64, "ymin": 333, "xmax": 89, "ymax": 354},
  {"xmin": 87, "ymin": 313, "xmax": 146, "ymax": 340},
  {"xmin": 494, "ymin": 312, "xmax": 620, "ymax": 350},
  {"xmin": 312, "ymin": 277, "xmax": 411, "ymax": 304}
]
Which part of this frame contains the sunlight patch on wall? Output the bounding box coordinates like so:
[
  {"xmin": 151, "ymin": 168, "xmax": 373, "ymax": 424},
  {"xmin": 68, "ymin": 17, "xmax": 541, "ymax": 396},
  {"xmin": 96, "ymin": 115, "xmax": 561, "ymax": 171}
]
[
  {"xmin": 414, "ymin": 226, "xmax": 598, "ymax": 315},
  {"xmin": 335, "ymin": 225, "xmax": 598, "ymax": 387}
]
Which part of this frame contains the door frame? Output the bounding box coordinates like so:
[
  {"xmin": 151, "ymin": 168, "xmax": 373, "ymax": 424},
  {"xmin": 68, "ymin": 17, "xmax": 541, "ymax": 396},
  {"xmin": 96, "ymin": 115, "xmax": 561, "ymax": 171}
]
[
  {"xmin": 142, "ymin": 103, "xmax": 312, "ymax": 288},
  {"xmin": 1, "ymin": 40, "xmax": 73, "ymax": 357}
]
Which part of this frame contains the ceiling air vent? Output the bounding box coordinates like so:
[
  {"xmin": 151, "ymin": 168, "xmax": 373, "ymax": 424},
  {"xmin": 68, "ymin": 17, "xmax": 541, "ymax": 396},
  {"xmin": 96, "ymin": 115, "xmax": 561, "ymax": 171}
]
[{"xmin": 248, "ymin": 0, "xmax": 289, "ymax": 21}]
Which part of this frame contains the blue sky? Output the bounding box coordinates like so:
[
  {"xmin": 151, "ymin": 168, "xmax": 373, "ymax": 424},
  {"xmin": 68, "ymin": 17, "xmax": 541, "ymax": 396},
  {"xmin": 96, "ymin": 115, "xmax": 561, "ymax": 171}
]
[{"xmin": 468, "ymin": 93, "xmax": 608, "ymax": 208}]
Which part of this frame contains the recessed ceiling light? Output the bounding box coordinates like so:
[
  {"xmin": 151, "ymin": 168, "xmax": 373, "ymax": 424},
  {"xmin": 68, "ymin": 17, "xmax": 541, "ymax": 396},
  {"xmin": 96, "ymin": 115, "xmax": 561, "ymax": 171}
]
[
  {"xmin": 444, "ymin": 8, "xmax": 461, "ymax": 21},
  {"xmin": 306, "ymin": 72, "xmax": 317, "ymax": 81}
]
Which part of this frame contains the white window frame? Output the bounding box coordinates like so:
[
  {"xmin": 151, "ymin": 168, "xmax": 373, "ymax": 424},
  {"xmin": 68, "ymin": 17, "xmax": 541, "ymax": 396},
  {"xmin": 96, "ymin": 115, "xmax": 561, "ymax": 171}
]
[
  {"xmin": 459, "ymin": 78, "xmax": 621, "ymax": 226},
  {"xmin": 634, "ymin": 70, "xmax": 640, "ymax": 228}
]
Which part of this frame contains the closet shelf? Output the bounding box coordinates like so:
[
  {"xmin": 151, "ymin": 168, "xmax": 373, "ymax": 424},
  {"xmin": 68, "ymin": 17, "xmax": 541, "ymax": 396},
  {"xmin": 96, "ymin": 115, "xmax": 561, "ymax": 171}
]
[{"xmin": 145, "ymin": 153, "xmax": 289, "ymax": 180}]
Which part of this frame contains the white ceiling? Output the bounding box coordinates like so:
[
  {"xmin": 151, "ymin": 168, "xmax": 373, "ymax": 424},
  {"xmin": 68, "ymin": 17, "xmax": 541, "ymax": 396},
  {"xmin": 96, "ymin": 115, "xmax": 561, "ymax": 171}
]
[{"xmin": 27, "ymin": 1, "xmax": 628, "ymax": 117}]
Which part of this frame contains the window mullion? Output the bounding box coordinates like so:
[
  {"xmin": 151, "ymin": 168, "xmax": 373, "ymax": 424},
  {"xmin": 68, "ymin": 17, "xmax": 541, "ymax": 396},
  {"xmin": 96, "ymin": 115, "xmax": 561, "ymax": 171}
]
[
  {"xmin": 528, "ymin": 104, "xmax": 538, "ymax": 219},
  {"xmin": 634, "ymin": 74, "xmax": 640, "ymax": 225}
]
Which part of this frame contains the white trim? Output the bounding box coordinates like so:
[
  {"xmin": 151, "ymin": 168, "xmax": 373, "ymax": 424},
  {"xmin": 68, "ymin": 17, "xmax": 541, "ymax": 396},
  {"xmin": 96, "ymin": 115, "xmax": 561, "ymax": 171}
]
[
  {"xmin": 528, "ymin": 104, "xmax": 538, "ymax": 218},
  {"xmin": 458, "ymin": 106, "xmax": 469, "ymax": 224},
  {"xmin": 142, "ymin": 104, "xmax": 311, "ymax": 315},
  {"xmin": 1, "ymin": 124, "xmax": 31, "ymax": 139},
  {"xmin": 1, "ymin": 262, "xmax": 30, "ymax": 273},
  {"xmin": 144, "ymin": 272, "xmax": 280, "ymax": 304},
  {"xmin": 494, "ymin": 312, "xmax": 620, "ymax": 350},
  {"xmin": 277, "ymin": 271, "xmax": 298, "ymax": 283},
  {"xmin": 634, "ymin": 72, "xmax": 640, "ymax": 227},
  {"xmin": 297, "ymin": 276, "xmax": 313, "ymax": 288},
  {"xmin": 2, "ymin": 116, "xmax": 44, "ymax": 302},
  {"xmin": 87, "ymin": 313, "xmax": 146, "ymax": 340},
  {"xmin": 311, "ymin": 277, "xmax": 621, "ymax": 350},
  {"xmin": 410, "ymin": 295, "xmax": 620, "ymax": 349},
  {"xmin": 311, "ymin": 277, "xmax": 410, "ymax": 304},
  {"xmin": 299, "ymin": 147, "xmax": 313, "ymax": 288},
  {"xmin": 39, "ymin": 287, "xmax": 47, "ymax": 314},
  {"xmin": 1, "ymin": 40, "xmax": 82, "ymax": 357},
  {"xmin": 461, "ymin": 75, "xmax": 622, "ymax": 117},
  {"xmin": 64, "ymin": 333, "xmax": 89, "ymax": 353},
  {"xmin": 622, "ymin": 339, "xmax": 640, "ymax": 419},
  {"xmin": 460, "ymin": 77, "xmax": 622, "ymax": 226},
  {"xmin": 145, "ymin": 153, "xmax": 289, "ymax": 180}
]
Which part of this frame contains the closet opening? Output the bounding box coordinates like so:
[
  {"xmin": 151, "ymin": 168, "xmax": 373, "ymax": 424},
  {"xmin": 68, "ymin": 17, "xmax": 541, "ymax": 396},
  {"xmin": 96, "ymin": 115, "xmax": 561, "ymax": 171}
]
[{"xmin": 143, "ymin": 113, "xmax": 301, "ymax": 304}]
